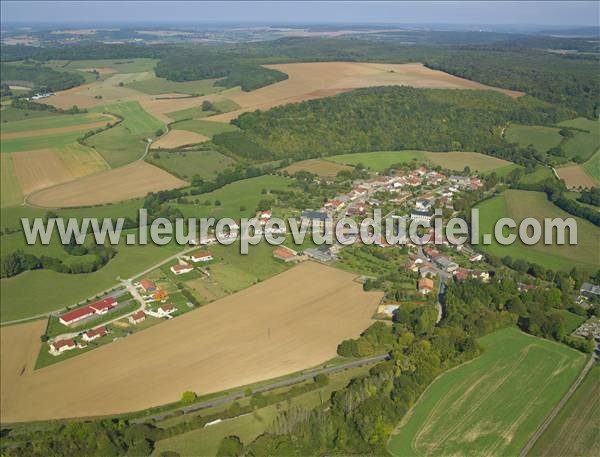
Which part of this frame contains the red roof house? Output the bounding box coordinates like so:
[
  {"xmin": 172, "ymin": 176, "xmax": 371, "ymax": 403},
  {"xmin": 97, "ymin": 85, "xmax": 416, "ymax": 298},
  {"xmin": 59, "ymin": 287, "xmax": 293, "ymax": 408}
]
[
  {"xmin": 129, "ymin": 310, "xmax": 146, "ymax": 324},
  {"xmin": 139, "ymin": 278, "xmax": 157, "ymax": 293},
  {"xmin": 89, "ymin": 297, "xmax": 117, "ymax": 314},
  {"xmin": 83, "ymin": 326, "xmax": 108, "ymax": 342},
  {"xmin": 59, "ymin": 306, "xmax": 95, "ymax": 326},
  {"xmin": 50, "ymin": 338, "xmax": 76, "ymax": 355}
]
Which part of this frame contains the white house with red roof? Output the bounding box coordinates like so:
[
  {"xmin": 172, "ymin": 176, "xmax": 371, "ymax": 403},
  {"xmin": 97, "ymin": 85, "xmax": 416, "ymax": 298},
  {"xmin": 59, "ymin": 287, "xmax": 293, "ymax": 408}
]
[
  {"xmin": 190, "ymin": 252, "xmax": 213, "ymax": 263},
  {"xmin": 88, "ymin": 297, "xmax": 117, "ymax": 315},
  {"xmin": 145, "ymin": 303, "xmax": 177, "ymax": 318},
  {"xmin": 49, "ymin": 338, "xmax": 76, "ymax": 356},
  {"xmin": 171, "ymin": 263, "xmax": 194, "ymax": 275},
  {"xmin": 82, "ymin": 326, "xmax": 108, "ymax": 342},
  {"xmin": 129, "ymin": 310, "xmax": 146, "ymax": 324},
  {"xmin": 58, "ymin": 297, "xmax": 117, "ymax": 325}
]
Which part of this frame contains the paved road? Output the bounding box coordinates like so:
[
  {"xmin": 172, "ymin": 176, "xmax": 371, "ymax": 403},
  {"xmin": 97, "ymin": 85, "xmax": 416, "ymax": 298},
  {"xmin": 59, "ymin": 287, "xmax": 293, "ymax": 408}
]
[
  {"xmin": 519, "ymin": 350, "xmax": 598, "ymax": 457},
  {"xmin": 416, "ymin": 247, "xmax": 450, "ymax": 323},
  {"xmin": 139, "ymin": 353, "xmax": 390, "ymax": 423}
]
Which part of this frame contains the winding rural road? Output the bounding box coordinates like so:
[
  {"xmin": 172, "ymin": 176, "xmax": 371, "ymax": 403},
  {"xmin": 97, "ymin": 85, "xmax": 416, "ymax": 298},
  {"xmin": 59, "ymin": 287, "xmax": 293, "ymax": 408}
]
[{"xmin": 140, "ymin": 353, "xmax": 390, "ymax": 423}]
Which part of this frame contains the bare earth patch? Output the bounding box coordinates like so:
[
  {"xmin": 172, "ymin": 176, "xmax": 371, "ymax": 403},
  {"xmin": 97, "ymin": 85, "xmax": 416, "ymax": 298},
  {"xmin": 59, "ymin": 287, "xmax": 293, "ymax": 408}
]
[
  {"xmin": 151, "ymin": 129, "xmax": 209, "ymax": 149},
  {"xmin": 556, "ymin": 164, "xmax": 598, "ymax": 189},
  {"xmin": 27, "ymin": 161, "xmax": 186, "ymax": 207},
  {"xmin": 208, "ymin": 62, "xmax": 525, "ymax": 122},
  {"xmin": 0, "ymin": 262, "xmax": 382, "ymax": 422}
]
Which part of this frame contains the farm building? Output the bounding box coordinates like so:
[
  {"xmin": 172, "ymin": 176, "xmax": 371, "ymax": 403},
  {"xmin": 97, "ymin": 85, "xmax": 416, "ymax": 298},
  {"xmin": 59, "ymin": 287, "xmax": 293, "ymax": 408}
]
[
  {"xmin": 190, "ymin": 252, "xmax": 213, "ymax": 263},
  {"xmin": 418, "ymin": 278, "xmax": 434, "ymax": 295},
  {"xmin": 139, "ymin": 279, "xmax": 157, "ymax": 293},
  {"xmin": 273, "ymin": 247, "xmax": 297, "ymax": 262},
  {"xmin": 49, "ymin": 339, "xmax": 76, "ymax": 356},
  {"xmin": 82, "ymin": 326, "xmax": 108, "ymax": 342},
  {"xmin": 59, "ymin": 306, "xmax": 95, "ymax": 326},
  {"xmin": 171, "ymin": 263, "xmax": 194, "ymax": 275},
  {"xmin": 129, "ymin": 310, "xmax": 146, "ymax": 324},
  {"xmin": 89, "ymin": 297, "xmax": 117, "ymax": 314}
]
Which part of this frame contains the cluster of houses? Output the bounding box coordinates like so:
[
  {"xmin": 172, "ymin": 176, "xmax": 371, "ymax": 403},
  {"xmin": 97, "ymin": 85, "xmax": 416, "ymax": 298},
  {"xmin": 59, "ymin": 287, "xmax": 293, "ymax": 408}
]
[
  {"xmin": 49, "ymin": 325, "xmax": 109, "ymax": 356},
  {"xmin": 27, "ymin": 92, "xmax": 55, "ymax": 101},
  {"xmin": 169, "ymin": 251, "xmax": 213, "ymax": 276}
]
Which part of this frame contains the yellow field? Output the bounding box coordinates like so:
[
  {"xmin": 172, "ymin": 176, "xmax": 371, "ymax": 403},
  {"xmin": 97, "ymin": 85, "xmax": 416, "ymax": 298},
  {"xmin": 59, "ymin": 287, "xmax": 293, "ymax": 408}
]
[
  {"xmin": 556, "ymin": 164, "xmax": 598, "ymax": 189},
  {"xmin": 208, "ymin": 62, "xmax": 525, "ymax": 122},
  {"xmin": 0, "ymin": 262, "xmax": 382, "ymax": 422},
  {"xmin": 283, "ymin": 158, "xmax": 353, "ymax": 177},
  {"xmin": 27, "ymin": 160, "xmax": 186, "ymax": 207},
  {"xmin": 150, "ymin": 129, "xmax": 209, "ymax": 149},
  {"xmin": 0, "ymin": 154, "xmax": 23, "ymax": 207}
]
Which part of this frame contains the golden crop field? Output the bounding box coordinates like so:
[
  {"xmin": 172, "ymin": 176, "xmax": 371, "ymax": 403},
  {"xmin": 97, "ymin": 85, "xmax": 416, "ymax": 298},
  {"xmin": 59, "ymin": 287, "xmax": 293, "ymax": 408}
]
[
  {"xmin": 0, "ymin": 262, "xmax": 382, "ymax": 422},
  {"xmin": 150, "ymin": 129, "xmax": 209, "ymax": 149},
  {"xmin": 27, "ymin": 160, "xmax": 186, "ymax": 207}
]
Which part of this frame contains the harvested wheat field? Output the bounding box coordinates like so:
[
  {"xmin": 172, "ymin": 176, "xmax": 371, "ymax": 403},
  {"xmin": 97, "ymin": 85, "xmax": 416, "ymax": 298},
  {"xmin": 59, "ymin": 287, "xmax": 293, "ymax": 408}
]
[
  {"xmin": 0, "ymin": 119, "xmax": 116, "ymax": 140},
  {"xmin": 0, "ymin": 262, "xmax": 382, "ymax": 422},
  {"xmin": 209, "ymin": 62, "xmax": 525, "ymax": 122},
  {"xmin": 12, "ymin": 146, "xmax": 108, "ymax": 196},
  {"xmin": 557, "ymin": 164, "xmax": 598, "ymax": 189},
  {"xmin": 284, "ymin": 158, "xmax": 353, "ymax": 177},
  {"xmin": 27, "ymin": 160, "xmax": 186, "ymax": 207},
  {"xmin": 151, "ymin": 129, "xmax": 209, "ymax": 149},
  {"xmin": 0, "ymin": 320, "xmax": 46, "ymax": 418}
]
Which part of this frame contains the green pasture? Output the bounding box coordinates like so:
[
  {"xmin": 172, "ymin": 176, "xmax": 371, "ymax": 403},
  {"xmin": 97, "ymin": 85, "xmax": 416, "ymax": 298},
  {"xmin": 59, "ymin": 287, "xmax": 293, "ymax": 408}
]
[
  {"xmin": 172, "ymin": 119, "xmax": 239, "ymax": 138},
  {"xmin": 147, "ymin": 149, "xmax": 236, "ymax": 181}
]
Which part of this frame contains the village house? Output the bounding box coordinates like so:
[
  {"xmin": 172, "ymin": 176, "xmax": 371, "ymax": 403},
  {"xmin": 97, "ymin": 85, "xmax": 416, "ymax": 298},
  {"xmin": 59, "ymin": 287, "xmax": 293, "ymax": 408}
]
[
  {"xmin": 129, "ymin": 310, "xmax": 146, "ymax": 325},
  {"xmin": 449, "ymin": 175, "xmax": 471, "ymax": 187},
  {"xmin": 410, "ymin": 210, "xmax": 432, "ymax": 225},
  {"xmin": 139, "ymin": 278, "xmax": 157, "ymax": 294},
  {"xmin": 257, "ymin": 209, "xmax": 272, "ymax": 225},
  {"xmin": 325, "ymin": 199, "xmax": 344, "ymax": 210},
  {"xmin": 580, "ymin": 282, "xmax": 600, "ymax": 299},
  {"xmin": 190, "ymin": 252, "xmax": 213, "ymax": 263},
  {"xmin": 469, "ymin": 253, "xmax": 484, "ymax": 262},
  {"xmin": 301, "ymin": 211, "xmax": 330, "ymax": 228},
  {"xmin": 49, "ymin": 338, "xmax": 76, "ymax": 356},
  {"xmin": 454, "ymin": 267, "xmax": 471, "ymax": 282},
  {"xmin": 158, "ymin": 303, "xmax": 176, "ymax": 317},
  {"xmin": 419, "ymin": 265, "xmax": 438, "ymax": 278},
  {"xmin": 82, "ymin": 326, "xmax": 108, "ymax": 342},
  {"xmin": 418, "ymin": 278, "xmax": 434, "ymax": 295},
  {"xmin": 472, "ymin": 270, "xmax": 490, "ymax": 282},
  {"xmin": 415, "ymin": 198, "xmax": 433, "ymax": 211},
  {"xmin": 435, "ymin": 256, "xmax": 459, "ymax": 273},
  {"xmin": 171, "ymin": 263, "xmax": 194, "ymax": 275}
]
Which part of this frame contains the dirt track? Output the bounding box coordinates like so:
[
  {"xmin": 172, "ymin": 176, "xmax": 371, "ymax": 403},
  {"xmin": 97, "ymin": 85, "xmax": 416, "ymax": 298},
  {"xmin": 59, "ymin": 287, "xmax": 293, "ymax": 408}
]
[
  {"xmin": 27, "ymin": 160, "xmax": 186, "ymax": 207},
  {"xmin": 0, "ymin": 262, "xmax": 382, "ymax": 422}
]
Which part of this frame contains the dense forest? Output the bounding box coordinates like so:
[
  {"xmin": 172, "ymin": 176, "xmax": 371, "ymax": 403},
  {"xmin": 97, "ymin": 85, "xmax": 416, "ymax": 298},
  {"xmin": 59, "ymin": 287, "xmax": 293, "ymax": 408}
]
[
  {"xmin": 225, "ymin": 86, "xmax": 571, "ymax": 161},
  {"xmin": 0, "ymin": 61, "xmax": 84, "ymax": 92}
]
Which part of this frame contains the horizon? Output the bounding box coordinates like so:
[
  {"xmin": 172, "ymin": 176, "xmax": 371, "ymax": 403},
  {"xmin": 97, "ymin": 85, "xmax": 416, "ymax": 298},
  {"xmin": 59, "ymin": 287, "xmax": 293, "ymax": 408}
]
[{"xmin": 1, "ymin": 1, "xmax": 599, "ymax": 27}]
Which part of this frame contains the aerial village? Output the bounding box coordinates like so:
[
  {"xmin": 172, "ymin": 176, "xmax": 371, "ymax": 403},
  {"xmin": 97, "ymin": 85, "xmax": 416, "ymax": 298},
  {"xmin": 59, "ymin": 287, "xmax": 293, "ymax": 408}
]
[{"xmin": 46, "ymin": 164, "xmax": 599, "ymax": 361}]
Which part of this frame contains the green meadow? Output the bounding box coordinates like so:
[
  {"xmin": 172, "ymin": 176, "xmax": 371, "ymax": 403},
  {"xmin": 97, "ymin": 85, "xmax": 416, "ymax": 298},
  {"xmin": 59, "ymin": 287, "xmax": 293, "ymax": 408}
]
[
  {"xmin": 45, "ymin": 58, "xmax": 159, "ymax": 74},
  {"xmin": 476, "ymin": 190, "xmax": 599, "ymax": 271},
  {"xmin": 126, "ymin": 76, "xmax": 220, "ymax": 96},
  {"xmin": 0, "ymin": 112, "xmax": 110, "ymax": 134},
  {"xmin": 388, "ymin": 327, "xmax": 586, "ymax": 457},
  {"xmin": 165, "ymin": 99, "xmax": 240, "ymax": 122},
  {"xmin": 1, "ymin": 130, "xmax": 85, "ymax": 153},
  {"xmin": 505, "ymin": 124, "xmax": 563, "ymax": 153},
  {"xmin": 147, "ymin": 148, "xmax": 236, "ymax": 181},
  {"xmin": 172, "ymin": 118, "xmax": 239, "ymax": 138},
  {"xmin": 584, "ymin": 150, "xmax": 600, "ymax": 182}
]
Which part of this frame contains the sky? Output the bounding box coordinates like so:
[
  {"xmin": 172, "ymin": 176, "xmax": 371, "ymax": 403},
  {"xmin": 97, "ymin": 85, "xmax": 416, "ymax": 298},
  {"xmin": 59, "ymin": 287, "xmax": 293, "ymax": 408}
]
[{"xmin": 1, "ymin": 1, "xmax": 599, "ymax": 27}]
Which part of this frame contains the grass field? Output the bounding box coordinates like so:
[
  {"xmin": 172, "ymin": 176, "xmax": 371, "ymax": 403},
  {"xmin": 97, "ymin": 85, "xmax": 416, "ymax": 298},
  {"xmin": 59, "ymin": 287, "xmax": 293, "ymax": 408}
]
[
  {"xmin": 476, "ymin": 190, "xmax": 599, "ymax": 271},
  {"xmin": 172, "ymin": 118, "xmax": 239, "ymax": 138},
  {"xmin": 0, "ymin": 112, "xmax": 111, "ymax": 134},
  {"xmin": 0, "ymin": 106, "xmax": 62, "ymax": 122},
  {"xmin": 152, "ymin": 364, "xmax": 372, "ymax": 456},
  {"xmin": 559, "ymin": 117, "xmax": 600, "ymax": 162},
  {"xmin": 165, "ymin": 98, "xmax": 241, "ymax": 122},
  {"xmin": 1, "ymin": 130, "xmax": 88, "ymax": 153},
  {"xmin": 327, "ymin": 150, "xmax": 518, "ymax": 174},
  {"xmin": 583, "ymin": 150, "xmax": 600, "ymax": 182},
  {"xmin": 0, "ymin": 262, "xmax": 382, "ymax": 421},
  {"xmin": 0, "ymin": 154, "xmax": 22, "ymax": 207},
  {"xmin": 518, "ymin": 166, "xmax": 554, "ymax": 185},
  {"xmin": 529, "ymin": 365, "xmax": 600, "ymax": 457},
  {"xmin": 387, "ymin": 327, "xmax": 586, "ymax": 457},
  {"xmin": 147, "ymin": 148, "xmax": 235, "ymax": 180},
  {"xmin": 87, "ymin": 101, "xmax": 164, "ymax": 167},
  {"xmin": 0, "ymin": 234, "xmax": 182, "ymax": 322},
  {"xmin": 283, "ymin": 158, "xmax": 353, "ymax": 177},
  {"xmin": 505, "ymin": 124, "xmax": 563, "ymax": 154},
  {"xmin": 126, "ymin": 75, "xmax": 220, "ymax": 96},
  {"xmin": 175, "ymin": 174, "xmax": 293, "ymax": 220}
]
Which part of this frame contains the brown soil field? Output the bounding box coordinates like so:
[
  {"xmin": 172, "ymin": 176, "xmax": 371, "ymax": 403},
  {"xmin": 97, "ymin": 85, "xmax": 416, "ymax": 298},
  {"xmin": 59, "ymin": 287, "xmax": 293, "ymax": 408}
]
[
  {"xmin": 284, "ymin": 158, "xmax": 353, "ymax": 177},
  {"xmin": 0, "ymin": 262, "xmax": 382, "ymax": 422},
  {"xmin": 557, "ymin": 164, "xmax": 598, "ymax": 189},
  {"xmin": 150, "ymin": 129, "xmax": 209, "ymax": 149},
  {"xmin": 27, "ymin": 160, "xmax": 186, "ymax": 208},
  {"xmin": 12, "ymin": 147, "xmax": 108, "ymax": 196},
  {"xmin": 0, "ymin": 320, "xmax": 46, "ymax": 418},
  {"xmin": 208, "ymin": 62, "xmax": 525, "ymax": 122},
  {"xmin": 1, "ymin": 118, "xmax": 115, "ymax": 140}
]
